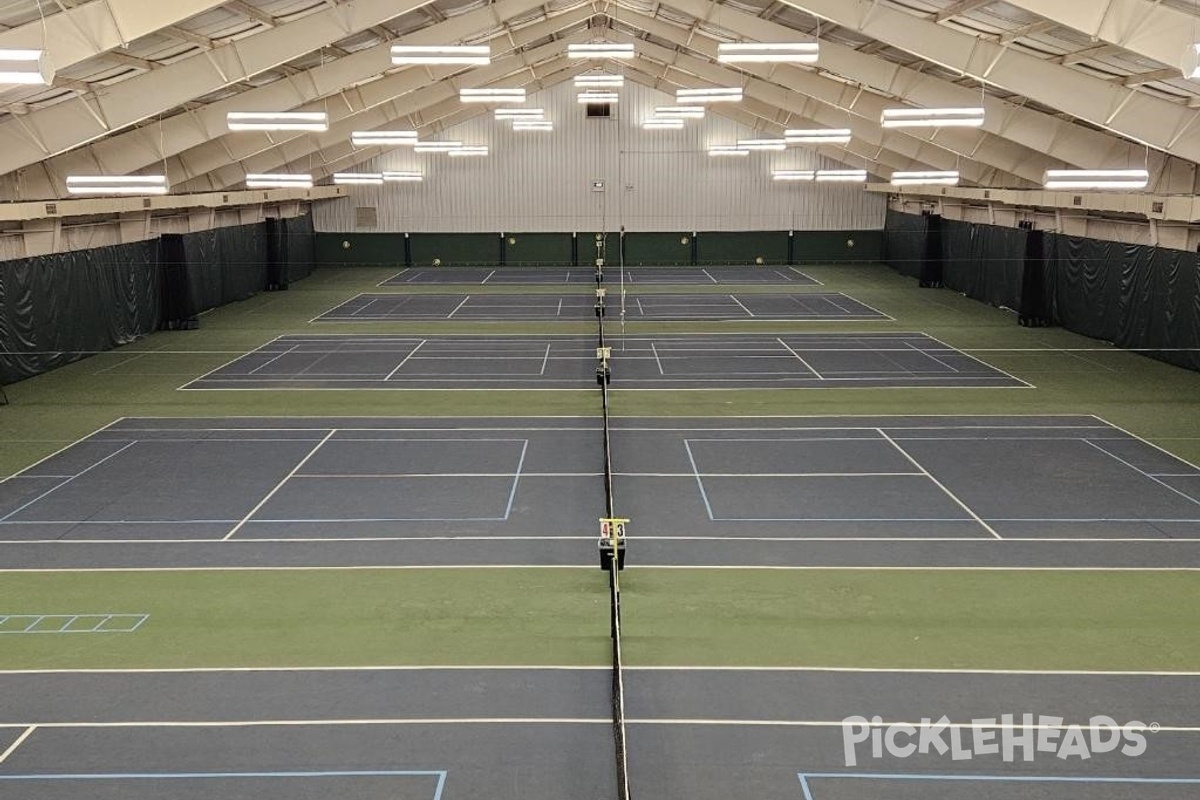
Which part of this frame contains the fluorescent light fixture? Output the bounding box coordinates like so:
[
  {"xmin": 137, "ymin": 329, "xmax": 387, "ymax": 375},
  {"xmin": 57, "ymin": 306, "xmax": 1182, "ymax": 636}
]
[
  {"xmin": 414, "ymin": 141, "xmax": 464, "ymax": 153},
  {"xmin": 736, "ymin": 138, "xmax": 786, "ymax": 151},
  {"xmin": 575, "ymin": 74, "xmax": 624, "ymax": 87},
  {"xmin": 1183, "ymin": 43, "xmax": 1200, "ymax": 79},
  {"xmin": 577, "ymin": 91, "xmax": 619, "ymax": 104},
  {"xmin": 227, "ymin": 111, "xmax": 329, "ymax": 132},
  {"xmin": 654, "ymin": 106, "xmax": 705, "ymax": 118},
  {"xmin": 65, "ymin": 175, "xmax": 169, "ymax": 195},
  {"xmin": 771, "ymin": 170, "xmax": 815, "ymax": 181},
  {"xmin": 707, "ymin": 146, "xmax": 750, "ymax": 157},
  {"xmin": 333, "ymin": 172, "xmax": 384, "ymax": 185},
  {"xmin": 567, "ymin": 43, "xmax": 635, "ymax": 59},
  {"xmin": 351, "ymin": 130, "xmax": 418, "ymax": 146},
  {"xmin": 0, "ymin": 48, "xmax": 52, "ymax": 85},
  {"xmin": 1043, "ymin": 169, "xmax": 1149, "ymax": 190},
  {"xmin": 880, "ymin": 107, "xmax": 985, "ymax": 128},
  {"xmin": 245, "ymin": 173, "xmax": 314, "ymax": 189},
  {"xmin": 642, "ymin": 118, "xmax": 685, "ymax": 129},
  {"xmin": 448, "ymin": 146, "xmax": 489, "ymax": 157},
  {"xmin": 785, "ymin": 127, "xmax": 852, "ymax": 144},
  {"xmin": 891, "ymin": 170, "xmax": 961, "ymax": 186},
  {"xmin": 717, "ymin": 42, "xmax": 819, "ymax": 64},
  {"xmin": 494, "ymin": 108, "xmax": 545, "ymax": 119},
  {"xmin": 512, "ymin": 120, "xmax": 553, "ymax": 131},
  {"xmin": 815, "ymin": 169, "xmax": 868, "ymax": 182},
  {"xmin": 383, "ymin": 171, "xmax": 424, "ymax": 182},
  {"xmin": 391, "ymin": 45, "xmax": 490, "ymax": 65},
  {"xmin": 675, "ymin": 87, "xmax": 742, "ymax": 103},
  {"xmin": 459, "ymin": 87, "xmax": 526, "ymax": 103}
]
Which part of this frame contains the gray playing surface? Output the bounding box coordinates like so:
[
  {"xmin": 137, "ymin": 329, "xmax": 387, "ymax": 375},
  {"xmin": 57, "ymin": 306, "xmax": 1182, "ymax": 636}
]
[
  {"xmin": 3, "ymin": 415, "xmax": 1197, "ymax": 569},
  {"xmin": 1, "ymin": 668, "xmax": 1196, "ymax": 800},
  {"xmin": 312, "ymin": 292, "xmax": 888, "ymax": 322},
  {"xmin": 380, "ymin": 266, "xmax": 820, "ymax": 286},
  {"xmin": 182, "ymin": 333, "xmax": 1022, "ymax": 391}
]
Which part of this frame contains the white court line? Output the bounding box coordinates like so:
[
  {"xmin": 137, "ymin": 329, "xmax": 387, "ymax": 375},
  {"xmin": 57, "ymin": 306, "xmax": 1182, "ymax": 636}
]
[
  {"xmin": 384, "ymin": 340, "xmax": 427, "ymax": 381},
  {"xmin": 728, "ymin": 294, "xmax": 756, "ymax": 317},
  {"xmin": 222, "ymin": 430, "xmax": 337, "ymax": 541},
  {"xmin": 1093, "ymin": 415, "xmax": 1200, "ymax": 473},
  {"xmin": 446, "ymin": 296, "xmax": 471, "ymax": 318},
  {"xmin": 0, "ymin": 442, "xmax": 138, "ymax": 523},
  {"xmin": 876, "ymin": 429, "xmax": 1003, "ymax": 540},
  {"xmin": 539, "ymin": 343, "xmax": 553, "ymax": 375},
  {"xmin": 0, "ymin": 718, "xmax": 607, "ymax": 730},
  {"xmin": 0, "ymin": 718, "xmax": 1195, "ymax": 732},
  {"xmin": 905, "ymin": 341, "xmax": 960, "ymax": 373},
  {"xmin": 555, "ymin": 298, "xmax": 563, "ymax": 317},
  {"xmin": 247, "ymin": 345, "xmax": 298, "ymax": 376},
  {"xmin": 788, "ymin": 267, "xmax": 823, "ymax": 285},
  {"xmin": 775, "ymin": 337, "xmax": 823, "ymax": 379},
  {"xmin": 922, "ymin": 331, "xmax": 1035, "ymax": 388},
  {"xmin": 650, "ymin": 343, "xmax": 665, "ymax": 375},
  {"xmin": 3, "ymin": 664, "xmax": 1198, "ymax": 676},
  {"xmin": 0, "ymin": 725, "xmax": 35, "ymax": 763},
  {"xmin": 701, "ymin": 269, "xmax": 718, "ymax": 284},
  {"xmin": 0, "ymin": 418, "xmax": 126, "ymax": 486},
  {"xmin": 480, "ymin": 269, "xmax": 496, "ymax": 284},
  {"xmin": 1083, "ymin": 440, "xmax": 1200, "ymax": 507}
]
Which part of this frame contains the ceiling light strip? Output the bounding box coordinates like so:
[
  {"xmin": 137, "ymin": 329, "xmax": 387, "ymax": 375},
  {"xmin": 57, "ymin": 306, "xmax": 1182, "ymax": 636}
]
[{"xmin": 391, "ymin": 45, "xmax": 491, "ymax": 65}]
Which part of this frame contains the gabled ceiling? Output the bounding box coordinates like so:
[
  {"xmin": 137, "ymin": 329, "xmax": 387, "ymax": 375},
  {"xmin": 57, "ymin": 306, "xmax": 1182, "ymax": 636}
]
[{"xmin": 3, "ymin": 0, "xmax": 1200, "ymax": 201}]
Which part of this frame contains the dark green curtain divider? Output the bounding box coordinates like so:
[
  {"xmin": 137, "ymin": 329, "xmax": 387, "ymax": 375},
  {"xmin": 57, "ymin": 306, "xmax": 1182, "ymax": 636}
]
[
  {"xmin": 884, "ymin": 208, "xmax": 927, "ymax": 278},
  {"xmin": 940, "ymin": 219, "xmax": 1025, "ymax": 309},
  {"xmin": 503, "ymin": 233, "xmax": 573, "ymax": 265},
  {"xmin": 283, "ymin": 213, "xmax": 315, "ymax": 282},
  {"xmin": 887, "ymin": 210, "xmax": 1200, "ymax": 372},
  {"xmin": 696, "ymin": 231, "xmax": 789, "ymax": 265},
  {"xmin": 179, "ymin": 222, "xmax": 268, "ymax": 315},
  {"xmin": 0, "ymin": 240, "xmax": 161, "ymax": 384},
  {"xmin": 1048, "ymin": 234, "xmax": 1123, "ymax": 343}
]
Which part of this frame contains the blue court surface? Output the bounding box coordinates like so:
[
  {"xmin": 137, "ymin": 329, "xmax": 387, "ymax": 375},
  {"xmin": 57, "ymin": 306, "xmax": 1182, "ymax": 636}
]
[
  {"xmin": 311, "ymin": 292, "xmax": 888, "ymax": 322},
  {"xmin": 1, "ymin": 415, "xmax": 1198, "ymax": 570},
  {"xmin": 0, "ymin": 667, "xmax": 1196, "ymax": 800},
  {"xmin": 380, "ymin": 266, "xmax": 820, "ymax": 285},
  {"xmin": 182, "ymin": 332, "xmax": 1022, "ymax": 390}
]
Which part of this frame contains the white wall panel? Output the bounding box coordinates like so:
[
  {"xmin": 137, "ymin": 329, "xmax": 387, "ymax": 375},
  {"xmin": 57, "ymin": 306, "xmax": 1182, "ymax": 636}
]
[{"xmin": 315, "ymin": 81, "xmax": 886, "ymax": 232}]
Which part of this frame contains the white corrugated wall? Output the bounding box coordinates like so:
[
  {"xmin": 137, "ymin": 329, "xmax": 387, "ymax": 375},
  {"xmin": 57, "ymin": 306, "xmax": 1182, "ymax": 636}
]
[{"xmin": 315, "ymin": 80, "xmax": 886, "ymax": 232}]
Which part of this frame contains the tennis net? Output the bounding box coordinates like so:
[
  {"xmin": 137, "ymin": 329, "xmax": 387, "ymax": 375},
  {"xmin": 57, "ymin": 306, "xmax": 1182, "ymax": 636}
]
[{"xmin": 596, "ymin": 262, "xmax": 631, "ymax": 800}]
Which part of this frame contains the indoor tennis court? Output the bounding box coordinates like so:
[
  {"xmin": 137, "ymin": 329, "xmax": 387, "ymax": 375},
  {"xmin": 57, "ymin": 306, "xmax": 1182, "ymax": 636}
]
[
  {"xmin": 183, "ymin": 332, "xmax": 1025, "ymax": 390},
  {"xmin": 381, "ymin": 265, "xmax": 820, "ymax": 285},
  {"xmin": 3, "ymin": 2, "xmax": 1200, "ymax": 798},
  {"xmin": 313, "ymin": 291, "xmax": 888, "ymax": 322}
]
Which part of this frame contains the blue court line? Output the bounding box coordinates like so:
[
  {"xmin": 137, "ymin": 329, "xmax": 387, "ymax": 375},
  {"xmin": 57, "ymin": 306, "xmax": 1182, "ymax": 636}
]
[
  {"xmin": 504, "ymin": 439, "xmax": 530, "ymax": 520},
  {"xmin": 797, "ymin": 771, "xmax": 1200, "ymax": 800},
  {"xmin": 0, "ymin": 441, "xmax": 137, "ymax": 522},
  {"xmin": 0, "ymin": 769, "xmax": 447, "ymax": 799}
]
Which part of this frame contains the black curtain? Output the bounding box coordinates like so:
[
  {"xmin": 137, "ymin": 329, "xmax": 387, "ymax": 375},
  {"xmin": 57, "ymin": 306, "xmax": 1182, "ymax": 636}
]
[{"xmin": 0, "ymin": 240, "xmax": 161, "ymax": 384}]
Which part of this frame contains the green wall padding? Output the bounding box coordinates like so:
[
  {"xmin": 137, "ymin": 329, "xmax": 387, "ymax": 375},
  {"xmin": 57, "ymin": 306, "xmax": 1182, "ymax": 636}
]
[
  {"xmin": 696, "ymin": 231, "xmax": 789, "ymax": 265},
  {"xmin": 503, "ymin": 233, "xmax": 573, "ymax": 266},
  {"xmin": 792, "ymin": 230, "xmax": 884, "ymax": 263},
  {"xmin": 622, "ymin": 232, "xmax": 694, "ymax": 265},
  {"xmin": 410, "ymin": 233, "xmax": 501, "ymax": 266},
  {"xmin": 316, "ymin": 233, "xmax": 405, "ymax": 266},
  {"xmin": 315, "ymin": 230, "xmax": 885, "ymax": 266}
]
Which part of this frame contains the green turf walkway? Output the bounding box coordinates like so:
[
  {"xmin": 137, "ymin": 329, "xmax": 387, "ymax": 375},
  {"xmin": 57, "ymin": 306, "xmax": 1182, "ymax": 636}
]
[{"xmin": 1, "ymin": 569, "xmax": 1197, "ymax": 671}]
